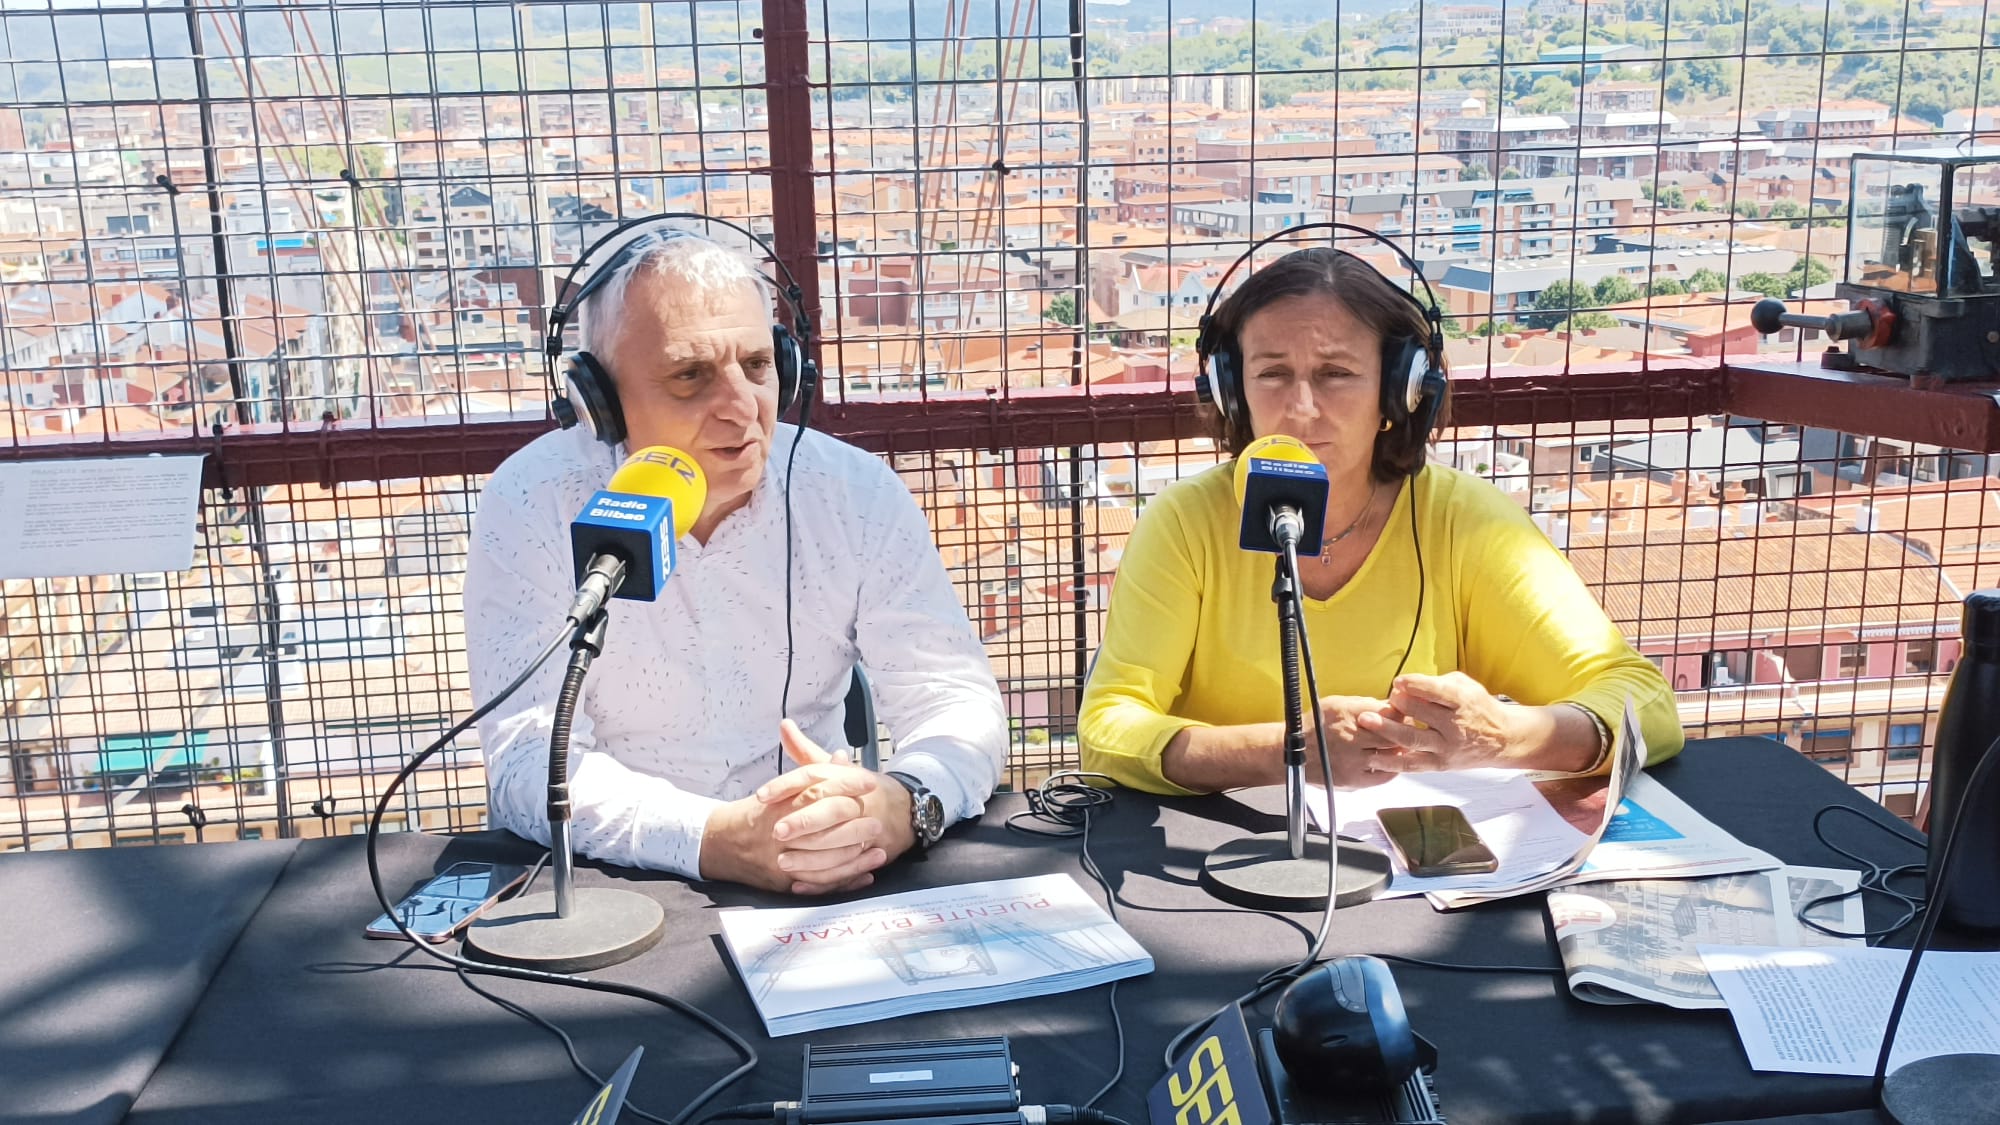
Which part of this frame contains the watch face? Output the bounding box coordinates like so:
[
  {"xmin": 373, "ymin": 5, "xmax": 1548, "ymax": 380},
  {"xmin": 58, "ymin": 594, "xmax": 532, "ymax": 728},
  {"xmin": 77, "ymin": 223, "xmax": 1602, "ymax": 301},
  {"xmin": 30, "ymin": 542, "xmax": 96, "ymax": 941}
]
[{"xmin": 916, "ymin": 793, "xmax": 945, "ymax": 842}]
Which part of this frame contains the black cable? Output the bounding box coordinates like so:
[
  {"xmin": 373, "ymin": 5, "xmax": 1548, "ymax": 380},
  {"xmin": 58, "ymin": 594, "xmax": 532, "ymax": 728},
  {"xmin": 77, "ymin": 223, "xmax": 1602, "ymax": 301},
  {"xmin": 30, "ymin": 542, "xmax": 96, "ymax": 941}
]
[
  {"xmin": 364, "ymin": 614, "xmax": 758, "ymax": 1125},
  {"xmin": 1873, "ymin": 731, "xmax": 2000, "ymax": 1097},
  {"xmin": 1039, "ymin": 1108, "xmax": 1138, "ymax": 1125},
  {"xmin": 1161, "ymin": 483, "xmax": 1428, "ymax": 1072},
  {"xmin": 1367, "ymin": 952, "xmax": 1562, "ymax": 976},
  {"xmin": 1794, "ymin": 803, "xmax": 1929, "ymax": 942},
  {"xmin": 700, "ymin": 1105, "xmax": 782, "ymax": 1123},
  {"xmin": 1005, "ymin": 771, "xmax": 1127, "ymax": 1108},
  {"xmin": 1389, "ymin": 475, "xmax": 1425, "ymax": 690},
  {"xmin": 776, "ymin": 384, "xmax": 813, "ymax": 763},
  {"xmin": 1278, "ymin": 540, "xmax": 1340, "ymax": 976}
]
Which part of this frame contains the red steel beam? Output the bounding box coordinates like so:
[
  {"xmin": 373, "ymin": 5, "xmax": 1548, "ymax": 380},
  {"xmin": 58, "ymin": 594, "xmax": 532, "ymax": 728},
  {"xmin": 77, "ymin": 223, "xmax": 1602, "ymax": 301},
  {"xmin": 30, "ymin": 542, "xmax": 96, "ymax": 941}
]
[
  {"xmin": 759, "ymin": 0, "xmax": 825, "ymax": 386},
  {"xmin": 1724, "ymin": 360, "xmax": 2000, "ymax": 452},
  {"xmin": 0, "ymin": 365, "xmax": 1748, "ymax": 489}
]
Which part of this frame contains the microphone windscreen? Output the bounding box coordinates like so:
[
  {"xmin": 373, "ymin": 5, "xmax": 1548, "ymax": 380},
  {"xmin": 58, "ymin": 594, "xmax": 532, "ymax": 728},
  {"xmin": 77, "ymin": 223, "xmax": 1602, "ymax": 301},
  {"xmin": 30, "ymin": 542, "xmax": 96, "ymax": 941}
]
[
  {"xmin": 1233, "ymin": 434, "xmax": 1330, "ymax": 555},
  {"xmin": 1233, "ymin": 434, "xmax": 1320, "ymax": 508},
  {"xmin": 608, "ymin": 447, "xmax": 708, "ymax": 540}
]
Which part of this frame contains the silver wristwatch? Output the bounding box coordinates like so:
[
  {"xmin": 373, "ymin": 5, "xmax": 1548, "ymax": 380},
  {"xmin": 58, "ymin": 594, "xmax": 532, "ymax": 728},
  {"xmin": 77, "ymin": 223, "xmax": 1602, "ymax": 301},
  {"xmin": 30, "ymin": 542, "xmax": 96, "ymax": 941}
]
[{"xmin": 887, "ymin": 771, "xmax": 946, "ymax": 851}]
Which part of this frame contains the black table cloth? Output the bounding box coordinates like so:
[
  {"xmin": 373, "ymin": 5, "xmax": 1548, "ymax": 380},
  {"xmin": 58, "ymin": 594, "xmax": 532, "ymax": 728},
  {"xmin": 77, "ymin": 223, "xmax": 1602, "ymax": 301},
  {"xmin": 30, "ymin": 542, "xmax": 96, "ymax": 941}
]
[
  {"xmin": 5, "ymin": 738, "xmax": 1933, "ymax": 1124},
  {"xmin": 0, "ymin": 836, "xmax": 299, "ymax": 1125}
]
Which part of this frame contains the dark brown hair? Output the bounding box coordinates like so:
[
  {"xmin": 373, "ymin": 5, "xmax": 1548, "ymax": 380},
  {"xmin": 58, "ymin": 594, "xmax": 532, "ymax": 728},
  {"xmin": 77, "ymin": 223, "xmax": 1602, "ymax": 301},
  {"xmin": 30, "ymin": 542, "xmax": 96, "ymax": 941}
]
[{"xmin": 1203, "ymin": 247, "xmax": 1450, "ymax": 483}]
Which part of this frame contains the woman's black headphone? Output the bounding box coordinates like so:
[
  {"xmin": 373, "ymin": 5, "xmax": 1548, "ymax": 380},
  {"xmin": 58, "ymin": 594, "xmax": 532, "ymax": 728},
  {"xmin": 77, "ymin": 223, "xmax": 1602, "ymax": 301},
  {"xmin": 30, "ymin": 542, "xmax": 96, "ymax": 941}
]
[
  {"xmin": 1194, "ymin": 222, "xmax": 1448, "ymax": 450},
  {"xmin": 541, "ymin": 212, "xmax": 820, "ymax": 447}
]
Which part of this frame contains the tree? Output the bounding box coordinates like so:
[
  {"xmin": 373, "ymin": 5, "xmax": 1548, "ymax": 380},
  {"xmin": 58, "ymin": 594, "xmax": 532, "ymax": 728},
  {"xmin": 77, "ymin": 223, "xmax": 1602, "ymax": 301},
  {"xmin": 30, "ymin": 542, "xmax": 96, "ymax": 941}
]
[
  {"xmin": 1520, "ymin": 74, "xmax": 1580, "ymax": 115},
  {"xmin": 1046, "ymin": 293, "xmax": 1078, "ymax": 326},
  {"xmin": 1658, "ymin": 185, "xmax": 1686, "ymax": 208},
  {"xmin": 1570, "ymin": 312, "xmax": 1618, "ymax": 330},
  {"xmin": 1768, "ymin": 198, "xmax": 1806, "ymax": 220},
  {"xmin": 1460, "ymin": 163, "xmax": 1491, "ymax": 182},
  {"xmin": 1649, "ymin": 278, "xmax": 1687, "ymax": 296},
  {"xmin": 1739, "ymin": 271, "xmax": 1791, "ymax": 298},
  {"xmin": 1525, "ymin": 280, "xmax": 1594, "ymax": 329},
  {"xmin": 1691, "ymin": 197, "xmax": 1714, "ymax": 212},
  {"xmin": 1686, "ymin": 268, "xmax": 1728, "ymax": 294},
  {"xmin": 1790, "ymin": 256, "xmax": 1834, "ymax": 293},
  {"xmin": 1593, "ymin": 276, "xmax": 1641, "ymax": 307}
]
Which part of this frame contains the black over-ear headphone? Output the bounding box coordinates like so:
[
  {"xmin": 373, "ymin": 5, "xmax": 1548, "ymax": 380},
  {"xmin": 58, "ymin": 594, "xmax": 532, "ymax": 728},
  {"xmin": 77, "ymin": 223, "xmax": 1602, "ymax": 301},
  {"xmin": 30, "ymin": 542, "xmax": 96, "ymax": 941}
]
[
  {"xmin": 542, "ymin": 212, "xmax": 819, "ymax": 447},
  {"xmin": 1194, "ymin": 223, "xmax": 1448, "ymax": 458}
]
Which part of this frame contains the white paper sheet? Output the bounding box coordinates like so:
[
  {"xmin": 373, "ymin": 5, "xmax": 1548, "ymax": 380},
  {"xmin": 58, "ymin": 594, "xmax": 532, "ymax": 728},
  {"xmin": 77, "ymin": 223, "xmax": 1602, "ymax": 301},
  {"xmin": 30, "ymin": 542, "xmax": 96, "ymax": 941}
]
[
  {"xmin": 1700, "ymin": 944, "xmax": 2000, "ymax": 1076},
  {"xmin": 0, "ymin": 454, "xmax": 205, "ymax": 579},
  {"xmin": 1325, "ymin": 768, "xmax": 1589, "ymax": 897}
]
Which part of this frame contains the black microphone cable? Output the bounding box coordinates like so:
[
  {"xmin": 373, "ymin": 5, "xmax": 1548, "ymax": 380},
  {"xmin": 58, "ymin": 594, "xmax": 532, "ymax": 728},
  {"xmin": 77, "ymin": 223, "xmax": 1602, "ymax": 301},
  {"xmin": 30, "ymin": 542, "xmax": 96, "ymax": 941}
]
[
  {"xmin": 1162, "ymin": 477, "xmax": 1431, "ymax": 1069},
  {"xmin": 1794, "ymin": 803, "xmax": 1929, "ymax": 943},
  {"xmin": 1162, "ymin": 539, "xmax": 1344, "ymax": 1069},
  {"xmin": 1872, "ymin": 730, "xmax": 2000, "ymax": 1100},
  {"xmin": 1006, "ymin": 770, "xmax": 1129, "ymax": 1108},
  {"xmin": 364, "ymin": 611, "xmax": 757, "ymax": 1125}
]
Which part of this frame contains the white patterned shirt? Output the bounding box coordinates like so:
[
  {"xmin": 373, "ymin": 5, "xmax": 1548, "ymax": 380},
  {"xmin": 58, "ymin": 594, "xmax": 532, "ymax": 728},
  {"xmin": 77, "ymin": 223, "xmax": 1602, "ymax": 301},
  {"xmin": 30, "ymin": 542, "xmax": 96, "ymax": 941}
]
[{"xmin": 465, "ymin": 424, "xmax": 1009, "ymax": 878}]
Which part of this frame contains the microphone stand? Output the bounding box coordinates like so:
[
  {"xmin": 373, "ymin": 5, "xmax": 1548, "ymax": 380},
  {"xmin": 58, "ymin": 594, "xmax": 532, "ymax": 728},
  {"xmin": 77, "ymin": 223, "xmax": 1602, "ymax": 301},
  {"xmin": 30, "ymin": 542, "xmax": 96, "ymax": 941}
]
[
  {"xmin": 466, "ymin": 607, "xmax": 667, "ymax": 973},
  {"xmin": 1876, "ymin": 733, "xmax": 2000, "ymax": 1124},
  {"xmin": 1201, "ymin": 521, "xmax": 1391, "ymax": 911},
  {"xmin": 1274, "ymin": 551, "xmax": 1309, "ymax": 860}
]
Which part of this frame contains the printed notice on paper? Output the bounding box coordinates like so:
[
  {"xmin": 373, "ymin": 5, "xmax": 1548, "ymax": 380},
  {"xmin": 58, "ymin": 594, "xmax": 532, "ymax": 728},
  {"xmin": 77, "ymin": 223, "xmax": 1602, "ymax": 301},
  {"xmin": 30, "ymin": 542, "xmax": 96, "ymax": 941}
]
[
  {"xmin": 0, "ymin": 455, "xmax": 205, "ymax": 579},
  {"xmin": 1699, "ymin": 944, "xmax": 2000, "ymax": 1076}
]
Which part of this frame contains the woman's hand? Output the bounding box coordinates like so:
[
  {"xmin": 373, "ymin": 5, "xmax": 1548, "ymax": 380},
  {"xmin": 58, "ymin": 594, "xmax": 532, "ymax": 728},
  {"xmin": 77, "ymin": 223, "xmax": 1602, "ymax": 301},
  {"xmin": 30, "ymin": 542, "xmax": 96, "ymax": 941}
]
[
  {"xmin": 1312, "ymin": 695, "xmax": 1403, "ymax": 789},
  {"xmin": 1354, "ymin": 672, "xmax": 1604, "ymax": 775}
]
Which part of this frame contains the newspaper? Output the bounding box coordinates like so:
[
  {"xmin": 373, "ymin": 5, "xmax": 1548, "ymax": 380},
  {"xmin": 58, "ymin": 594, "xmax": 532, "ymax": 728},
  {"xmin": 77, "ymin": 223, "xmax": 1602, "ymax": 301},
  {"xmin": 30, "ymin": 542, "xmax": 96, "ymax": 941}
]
[
  {"xmin": 1546, "ymin": 866, "xmax": 1866, "ymax": 1008},
  {"xmin": 1701, "ymin": 945, "xmax": 2000, "ymax": 1076},
  {"xmin": 1314, "ymin": 697, "xmax": 1779, "ymax": 908},
  {"xmin": 717, "ymin": 873, "xmax": 1152, "ymax": 1036}
]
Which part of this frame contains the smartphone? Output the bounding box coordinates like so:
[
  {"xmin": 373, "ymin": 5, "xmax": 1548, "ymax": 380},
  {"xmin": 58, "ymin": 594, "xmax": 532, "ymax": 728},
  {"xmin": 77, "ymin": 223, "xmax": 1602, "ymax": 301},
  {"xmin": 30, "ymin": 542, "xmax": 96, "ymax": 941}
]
[
  {"xmin": 1377, "ymin": 805, "xmax": 1499, "ymax": 877},
  {"xmin": 364, "ymin": 861, "xmax": 530, "ymax": 943}
]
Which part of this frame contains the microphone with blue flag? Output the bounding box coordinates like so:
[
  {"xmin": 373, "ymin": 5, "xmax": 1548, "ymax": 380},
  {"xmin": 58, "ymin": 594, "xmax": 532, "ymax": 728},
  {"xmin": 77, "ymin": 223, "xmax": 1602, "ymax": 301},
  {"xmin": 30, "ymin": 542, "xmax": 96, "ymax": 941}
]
[
  {"xmin": 567, "ymin": 446, "xmax": 707, "ymax": 621},
  {"xmin": 1233, "ymin": 435, "xmax": 1330, "ymax": 555}
]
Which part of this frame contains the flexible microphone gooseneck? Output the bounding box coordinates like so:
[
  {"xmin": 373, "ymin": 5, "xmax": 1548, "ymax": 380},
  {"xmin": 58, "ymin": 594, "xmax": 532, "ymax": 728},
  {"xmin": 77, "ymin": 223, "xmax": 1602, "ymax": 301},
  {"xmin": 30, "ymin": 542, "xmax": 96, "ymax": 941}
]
[
  {"xmin": 464, "ymin": 446, "xmax": 708, "ymax": 973},
  {"xmin": 1200, "ymin": 436, "xmax": 1393, "ymax": 913}
]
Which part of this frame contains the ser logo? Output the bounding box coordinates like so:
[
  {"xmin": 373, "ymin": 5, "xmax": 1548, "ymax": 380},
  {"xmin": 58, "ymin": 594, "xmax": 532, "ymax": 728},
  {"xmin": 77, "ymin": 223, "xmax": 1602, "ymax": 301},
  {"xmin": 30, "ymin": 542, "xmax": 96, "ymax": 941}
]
[
  {"xmin": 1146, "ymin": 1005, "xmax": 1271, "ymax": 1125},
  {"xmin": 1168, "ymin": 1035, "xmax": 1242, "ymax": 1125}
]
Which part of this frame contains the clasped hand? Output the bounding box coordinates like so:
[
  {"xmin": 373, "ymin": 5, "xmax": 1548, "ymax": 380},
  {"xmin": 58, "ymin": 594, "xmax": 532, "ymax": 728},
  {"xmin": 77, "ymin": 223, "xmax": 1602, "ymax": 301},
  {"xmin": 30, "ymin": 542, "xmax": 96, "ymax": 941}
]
[
  {"xmin": 1352, "ymin": 671, "xmax": 1524, "ymax": 773},
  {"xmin": 1311, "ymin": 673, "xmax": 1529, "ymax": 785},
  {"xmin": 699, "ymin": 719, "xmax": 916, "ymax": 895}
]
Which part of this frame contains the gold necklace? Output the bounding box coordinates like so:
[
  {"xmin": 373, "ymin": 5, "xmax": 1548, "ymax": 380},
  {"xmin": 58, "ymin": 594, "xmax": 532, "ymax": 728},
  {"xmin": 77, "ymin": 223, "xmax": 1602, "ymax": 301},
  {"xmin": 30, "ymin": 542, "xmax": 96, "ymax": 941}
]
[{"xmin": 1314, "ymin": 482, "xmax": 1382, "ymax": 563}]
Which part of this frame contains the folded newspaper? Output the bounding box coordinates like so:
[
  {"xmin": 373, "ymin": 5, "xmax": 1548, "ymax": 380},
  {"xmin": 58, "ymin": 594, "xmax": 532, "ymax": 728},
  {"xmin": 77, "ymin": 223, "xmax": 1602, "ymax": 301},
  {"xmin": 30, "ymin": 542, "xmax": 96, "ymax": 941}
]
[
  {"xmin": 1547, "ymin": 866, "xmax": 1866, "ymax": 1008},
  {"xmin": 717, "ymin": 873, "xmax": 1153, "ymax": 1036},
  {"xmin": 1314, "ymin": 697, "xmax": 1780, "ymax": 908}
]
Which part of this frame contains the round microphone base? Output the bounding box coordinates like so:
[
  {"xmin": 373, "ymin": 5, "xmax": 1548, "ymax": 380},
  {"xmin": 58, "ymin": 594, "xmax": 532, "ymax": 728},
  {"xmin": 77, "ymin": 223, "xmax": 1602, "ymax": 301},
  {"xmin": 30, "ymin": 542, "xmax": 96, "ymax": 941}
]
[
  {"xmin": 1201, "ymin": 832, "xmax": 1391, "ymax": 912},
  {"xmin": 464, "ymin": 887, "xmax": 666, "ymax": 974},
  {"xmin": 1882, "ymin": 1053, "xmax": 2000, "ymax": 1124}
]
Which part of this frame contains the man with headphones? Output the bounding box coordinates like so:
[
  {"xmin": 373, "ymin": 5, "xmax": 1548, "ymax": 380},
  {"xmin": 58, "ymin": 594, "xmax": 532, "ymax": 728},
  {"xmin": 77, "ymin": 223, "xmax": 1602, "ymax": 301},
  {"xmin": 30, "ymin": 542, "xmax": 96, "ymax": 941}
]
[
  {"xmin": 465, "ymin": 225, "xmax": 1008, "ymax": 895},
  {"xmin": 1077, "ymin": 237, "xmax": 1681, "ymax": 795}
]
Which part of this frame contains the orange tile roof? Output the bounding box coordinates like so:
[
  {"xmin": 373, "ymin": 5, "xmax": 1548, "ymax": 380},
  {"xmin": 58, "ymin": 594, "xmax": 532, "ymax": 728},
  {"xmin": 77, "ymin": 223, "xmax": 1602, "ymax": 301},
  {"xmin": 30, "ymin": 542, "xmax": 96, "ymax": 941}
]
[{"xmin": 1566, "ymin": 525, "xmax": 1957, "ymax": 646}]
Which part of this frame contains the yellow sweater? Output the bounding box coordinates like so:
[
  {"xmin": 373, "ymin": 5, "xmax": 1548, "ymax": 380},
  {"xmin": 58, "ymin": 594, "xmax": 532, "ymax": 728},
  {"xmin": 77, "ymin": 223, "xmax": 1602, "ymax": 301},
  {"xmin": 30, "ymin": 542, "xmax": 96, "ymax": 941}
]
[{"xmin": 1079, "ymin": 462, "xmax": 1683, "ymax": 794}]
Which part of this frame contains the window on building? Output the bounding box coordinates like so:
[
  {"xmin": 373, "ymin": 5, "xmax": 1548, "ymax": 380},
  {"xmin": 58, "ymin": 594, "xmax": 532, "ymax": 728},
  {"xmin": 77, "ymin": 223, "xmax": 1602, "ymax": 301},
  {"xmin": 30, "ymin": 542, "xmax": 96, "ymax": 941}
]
[
  {"xmin": 1780, "ymin": 644, "xmax": 1823, "ymax": 681},
  {"xmin": 238, "ymin": 827, "xmax": 264, "ymax": 840},
  {"xmin": 1707, "ymin": 649, "xmax": 1751, "ymax": 688},
  {"xmin": 1904, "ymin": 640, "xmax": 1938, "ymax": 675},
  {"xmin": 1837, "ymin": 643, "xmax": 1867, "ymax": 678},
  {"xmin": 1886, "ymin": 722, "xmax": 1926, "ymax": 760},
  {"xmin": 113, "ymin": 831, "xmax": 189, "ymax": 846}
]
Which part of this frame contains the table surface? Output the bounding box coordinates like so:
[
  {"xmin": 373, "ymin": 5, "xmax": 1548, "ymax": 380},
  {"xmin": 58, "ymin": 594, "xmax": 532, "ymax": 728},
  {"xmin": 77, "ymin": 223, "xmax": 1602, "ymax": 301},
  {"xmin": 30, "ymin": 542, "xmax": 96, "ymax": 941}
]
[{"xmin": 1, "ymin": 738, "xmax": 1936, "ymax": 1125}]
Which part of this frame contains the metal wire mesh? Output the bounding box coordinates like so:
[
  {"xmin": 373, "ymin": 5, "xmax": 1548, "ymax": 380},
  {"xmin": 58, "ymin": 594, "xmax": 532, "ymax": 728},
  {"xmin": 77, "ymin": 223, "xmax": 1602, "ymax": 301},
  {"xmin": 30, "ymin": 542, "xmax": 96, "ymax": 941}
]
[{"xmin": 6, "ymin": 0, "xmax": 2000, "ymax": 847}]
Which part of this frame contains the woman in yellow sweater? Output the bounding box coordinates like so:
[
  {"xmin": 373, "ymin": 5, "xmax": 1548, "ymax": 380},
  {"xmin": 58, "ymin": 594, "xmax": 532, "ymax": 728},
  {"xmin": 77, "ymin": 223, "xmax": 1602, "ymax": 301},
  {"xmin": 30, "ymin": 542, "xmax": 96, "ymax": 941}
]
[{"xmin": 1079, "ymin": 247, "xmax": 1682, "ymax": 795}]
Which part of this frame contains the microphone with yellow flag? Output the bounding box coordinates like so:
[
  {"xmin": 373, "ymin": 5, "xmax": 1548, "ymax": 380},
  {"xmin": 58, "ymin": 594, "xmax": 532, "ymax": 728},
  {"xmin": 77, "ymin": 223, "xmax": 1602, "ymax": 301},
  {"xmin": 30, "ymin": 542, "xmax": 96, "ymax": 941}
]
[
  {"xmin": 569, "ymin": 446, "xmax": 708, "ymax": 615},
  {"xmin": 1233, "ymin": 434, "xmax": 1330, "ymax": 555}
]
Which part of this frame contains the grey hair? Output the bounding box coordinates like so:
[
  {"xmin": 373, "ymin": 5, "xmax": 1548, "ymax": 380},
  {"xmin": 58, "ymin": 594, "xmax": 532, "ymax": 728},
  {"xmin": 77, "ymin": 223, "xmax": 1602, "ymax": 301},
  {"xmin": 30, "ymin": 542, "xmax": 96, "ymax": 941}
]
[{"xmin": 579, "ymin": 231, "xmax": 774, "ymax": 357}]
